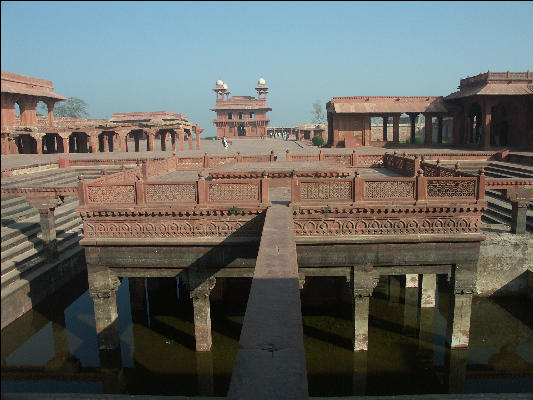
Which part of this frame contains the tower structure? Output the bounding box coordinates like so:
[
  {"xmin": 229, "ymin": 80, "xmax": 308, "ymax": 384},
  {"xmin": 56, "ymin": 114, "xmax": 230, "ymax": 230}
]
[{"xmin": 211, "ymin": 78, "xmax": 272, "ymax": 138}]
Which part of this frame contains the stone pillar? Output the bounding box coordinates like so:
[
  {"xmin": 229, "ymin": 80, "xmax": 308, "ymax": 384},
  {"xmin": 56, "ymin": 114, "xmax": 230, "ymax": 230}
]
[
  {"xmin": 147, "ymin": 131, "xmax": 154, "ymax": 151},
  {"xmin": 511, "ymin": 200, "xmax": 528, "ymax": 234},
  {"xmin": 437, "ymin": 115, "xmax": 443, "ymax": 144},
  {"xmin": 446, "ymin": 263, "xmax": 476, "ymax": 348},
  {"xmin": 388, "ymin": 275, "xmax": 401, "ymax": 303},
  {"xmin": 46, "ymin": 102, "xmax": 55, "ymax": 126},
  {"xmin": 189, "ymin": 275, "xmax": 216, "ymax": 352},
  {"xmin": 196, "ymin": 132, "xmax": 201, "ymax": 150},
  {"xmin": 446, "ymin": 349, "xmax": 468, "ymax": 393},
  {"xmin": 171, "ymin": 133, "xmax": 176, "ymax": 152},
  {"xmin": 424, "ymin": 114, "xmax": 433, "ymax": 146},
  {"xmin": 420, "ymin": 273, "xmax": 436, "ymax": 308},
  {"xmin": 409, "ymin": 113, "xmax": 417, "ymax": 144},
  {"xmin": 382, "ymin": 116, "xmax": 388, "ymax": 141},
  {"xmin": 392, "ymin": 114, "xmax": 400, "ymax": 144},
  {"xmin": 188, "ymin": 134, "xmax": 193, "ymax": 150},
  {"xmin": 482, "ymin": 100, "xmax": 492, "ymax": 148},
  {"xmin": 102, "ymin": 134, "xmax": 108, "ymax": 152},
  {"xmin": 160, "ymin": 131, "xmax": 166, "ymax": 151},
  {"xmin": 134, "ymin": 133, "xmax": 140, "ymax": 152},
  {"xmin": 405, "ymin": 273, "xmax": 419, "ymax": 288},
  {"xmin": 88, "ymin": 267, "xmax": 121, "ymax": 350},
  {"xmin": 89, "ymin": 135, "xmax": 98, "ymax": 153},
  {"xmin": 352, "ymin": 352, "xmax": 368, "ymax": 395},
  {"xmin": 417, "ymin": 299, "xmax": 435, "ymax": 370},
  {"xmin": 62, "ymin": 137, "xmax": 69, "ymax": 154},
  {"xmin": 179, "ymin": 131, "xmax": 185, "ymax": 151},
  {"xmin": 351, "ymin": 265, "xmax": 378, "ymax": 351},
  {"xmin": 35, "ymin": 137, "xmax": 42, "ymax": 154},
  {"xmin": 28, "ymin": 198, "xmax": 60, "ymax": 257},
  {"xmin": 118, "ymin": 134, "xmax": 127, "ymax": 153}
]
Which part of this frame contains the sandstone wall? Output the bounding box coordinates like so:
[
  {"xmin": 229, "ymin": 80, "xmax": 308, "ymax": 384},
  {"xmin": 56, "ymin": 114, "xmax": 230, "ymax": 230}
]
[{"xmin": 476, "ymin": 232, "xmax": 533, "ymax": 297}]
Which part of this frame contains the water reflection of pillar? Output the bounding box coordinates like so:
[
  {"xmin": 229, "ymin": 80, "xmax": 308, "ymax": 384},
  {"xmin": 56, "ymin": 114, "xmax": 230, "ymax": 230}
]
[
  {"xmin": 388, "ymin": 275, "xmax": 401, "ymax": 303},
  {"xmin": 129, "ymin": 277, "xmax": 148, "ymax": 325},
  {"xmin": 88, "ymin": 267, "xmax": 121, "ymax": 350},
  {"xmin": 351, "ymin": 265, "xmax": 379, "ymax": 352},
  {"xmin": 196, "ymin": 352, "xmax": 214, "ymax": 396},
  {"xmin": 352, "ymin": 351, "xmax": 368, "ymax": 395},
  {"xmin": 417, "ymin": 274, "xmax": 437, "ymax": 365},
  {"xmin": 403, "ymin": 279, "xmax": 419, "ymax": 337},
  {"xmin": 446, "ymin": 348, "xmax": 468, "ymax": 394},
  {"xmin": 446, "ymin": 263, "xmax": 476, "ymax": 348},
  {"xmin": 188, "ymin": 273, "xmax": 216, "ymax": 352},
  {"xmin": 99, "ymin": 347, "xmax": 124, "ymax": 393}
]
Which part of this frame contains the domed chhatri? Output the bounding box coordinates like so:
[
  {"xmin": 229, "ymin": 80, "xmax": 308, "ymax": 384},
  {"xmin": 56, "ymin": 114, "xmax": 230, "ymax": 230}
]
[
  {"xmin": 258, "ymin": 77, "xmax": 266, "ymax": 85},
  {"xmin": 216, "ymin": 79, "xmax": 224, "ymax": 86}
]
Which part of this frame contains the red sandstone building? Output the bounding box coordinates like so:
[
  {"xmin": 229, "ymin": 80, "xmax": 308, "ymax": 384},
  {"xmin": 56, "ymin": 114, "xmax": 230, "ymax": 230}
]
[
  {"xmin": 327, "ymin": 71, "xmax": 533, "ymax": 149},
  {"xmin": 211, "ymin": 78, "xmax": 271, "ymax": 138},
  {"xmin": 1, "ymin": 71, "xmax": 202, "ymax": 154}
]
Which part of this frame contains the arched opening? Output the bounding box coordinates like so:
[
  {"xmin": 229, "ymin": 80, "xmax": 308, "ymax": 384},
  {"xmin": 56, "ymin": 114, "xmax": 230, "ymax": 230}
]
[
  {"xmin": 467, "ymin": 103, "xmax": 482, "ymax": 145},
  {"xmin": 491, "ymin": 102, "xmax": 508, "ymax": 146},
  {"xmin": 43, "ymin": 133, "xmax": 62, "ymax": 153},
  {"xmin": 16, "ymin": 134, "xmax": 37, "ymax": 154},
  {"xmin": 36, "ymin": 101, "xmax": 48, "ymax": 123},
  {"xmin": 237, "ymin": 124, "xmax": 246, "ymax": 136},
  {"xmin": 69, "ymin": 132, "xmax": 89, "ymax": 153},
  {"xmin": 98, "ymin": 132, "xmax": 115, "ymax": 152},
  {"xmin": 127, "ymin": 130, "xmax": 146, "ymax": 152}
]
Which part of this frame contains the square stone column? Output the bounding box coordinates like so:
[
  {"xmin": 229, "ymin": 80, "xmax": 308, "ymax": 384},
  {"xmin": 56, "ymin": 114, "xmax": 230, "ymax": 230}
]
[
  {"xmin": 188, "ymin": 275, "xmax": 216, "ymax": 352},
  {"xmin": 147, "ymin": 132, "xmax": 154, "ymax": 151},
  {"xmin": 511, "ymin": 200, "xmax": 528, "ymax": 234},
  {"xmin": 89, "ymin": 136, "xmax": 98, "ymax": 153},
  {"xmin": 188, "ymin": 134, "xmax": 193, "ymax": 150},
  {"xmin": 437, "ymin": 116, "xmax": 443, "ymax": 144},
  {"xmin": 179, "ymin": 131, "xmax": 185, "ymax": 151},
  {"xmin": 88, "ymin": 267, "xmax": 121, "ymax": 350},
  {"xmin": 382, "ymin": 116, "xmax": 388, "ymax": 141},
  {"xmin": 160, "ymin": 132, "xmax": 166, "ymax": 151},
  {"xmin": 392, "ymin": 114, "xmax": 400, "ymax": 144},
  {"xmin": 424, "ymin": 114, "xmax": 433, "ymax": 146},
  {"xmin": 28, "ymin": 198, "xmax": 61, "ymax": 257},
  {"xmin": 102, "ymin": 135, "xmax": 108, "ymax": 152},
  {"xmin": 446, "ymin": 263, "xmax": 476, "ymax": 348},
  {"xmin": 420, "ymin": 273, "xmax": 436, "ymax": 308},
  {"xmin": 35, "ymin": 137, "xmax": 42, "ymax": 154},
  {"xmin": 409, "ymin": 113, "xmax": 417, "ymax": 143},
  {"xmin": 351, "ymin": 265, "xmax": 379, "ymax": 352},
  {"xmin": 406, "ymin": 273, "xmax": 419, "ymax": 288},
  {"xmin": 62, "ymin": 138, "xmax": 69, "ymax": 154}
]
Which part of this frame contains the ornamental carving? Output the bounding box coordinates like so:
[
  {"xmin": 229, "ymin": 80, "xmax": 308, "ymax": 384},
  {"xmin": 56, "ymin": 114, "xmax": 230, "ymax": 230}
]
[
  {"xmin": 364, "ymin": 181, "xmax": 414, "ymax": 199},
  {"xmin": 83, "ymin": 218, "xmax": 263, "ymax": 238},
  {"xmin": 208, "ymin": 183, "xmax": 258, "ymax": 201},
  {"xmin": 427, "ymin": 180, "xmax": 475, "ymax": 198},
  {"xmin": 87, "ymin": 185, "xmax": 135, "ymax": 203},
  {"xmin": 324, "ymin": 154, "xmax": 351, "ymax": 166},
  {"xmin": 300, "ymin": 181, "xmax": 352, "ymax": 200},
  {"xmin": 293, "ymin": 215, "xmax": 481, "ymax": 236},
  {"xmin": 146, "ymin": 183, "xmax": 196, "ymax": 202},
  {"xmin": 357, "ymin": 155, "xmax": 383, "ymax": 167}
]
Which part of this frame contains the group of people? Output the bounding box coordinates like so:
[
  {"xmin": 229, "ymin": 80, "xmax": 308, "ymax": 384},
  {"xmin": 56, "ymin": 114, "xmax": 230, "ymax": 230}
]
[{"xmin": 266, "ymin": 131, "xmax": 290, "ymax": 140}]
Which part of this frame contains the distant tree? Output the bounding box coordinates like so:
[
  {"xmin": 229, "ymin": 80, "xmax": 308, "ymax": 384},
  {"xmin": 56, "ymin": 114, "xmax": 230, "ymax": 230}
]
[
  {"xmin": 312, "ymin": 100, "xmax": 326, "ymax": 124},
  {"xmin": 54, "ymin": 97, "xmax": 90, "ymax": 118},
  {"xmin": 36, "ymin": 102, "xmax": 48, "ymax": 116},
  {"xmin": 312, "ymin": 135, "xmax": 325, "ymax": 147}
]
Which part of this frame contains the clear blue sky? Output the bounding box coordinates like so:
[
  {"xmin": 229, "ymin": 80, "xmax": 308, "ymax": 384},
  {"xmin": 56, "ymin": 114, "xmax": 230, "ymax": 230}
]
[{"xmin": 2, "ymin": 1, "xmax": 532, "ymax": 136}]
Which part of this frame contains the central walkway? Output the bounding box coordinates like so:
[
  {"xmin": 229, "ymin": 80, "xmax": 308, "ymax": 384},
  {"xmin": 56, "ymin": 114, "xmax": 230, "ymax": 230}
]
[{"xmin": 228, "ymin": 205, "xmax": 308, "ymax": 399}]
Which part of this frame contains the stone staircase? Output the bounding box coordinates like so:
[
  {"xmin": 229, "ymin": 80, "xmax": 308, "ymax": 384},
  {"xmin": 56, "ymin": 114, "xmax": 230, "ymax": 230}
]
[
  {"xmin": 453, "ymin": 161, "xmax": 533, "ymax": 232},
  {"xmin": 1, "ymin": 166, "xmax": 122, "ymax": 295}
]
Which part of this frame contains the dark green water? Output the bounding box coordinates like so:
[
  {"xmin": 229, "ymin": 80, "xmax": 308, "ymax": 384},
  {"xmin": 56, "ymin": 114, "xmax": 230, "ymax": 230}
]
[{"xmin": 2, "ymin": 273, "xmax": 532, "ymax": 396}]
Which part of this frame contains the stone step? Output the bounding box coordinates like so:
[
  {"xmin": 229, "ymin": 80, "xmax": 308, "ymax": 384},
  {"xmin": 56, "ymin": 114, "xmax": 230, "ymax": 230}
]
[
  {"xmin": 0, "ymin": 196, "xmax": 27, "ymax": 209},
  {"xmin": 1, "ymin": 197, "xmax": 79, "ymax": 242},
  {"xmin": 1, "ymin": 214, "xmax": 82, "ymax": 264},
  {"xmin": 485, "ymin": 165, "xmax": 533, "ymax": 179},
  {"xmin": 1, "ymin": 229, "xmax": 83, "ymax": 290},
  {"xmin": 2, "ymin": 170, "xmax": 78, "ymax": 187},
  {"xmin": 489, "ymin": 161, "xmax": 533, "ymax": 174}
]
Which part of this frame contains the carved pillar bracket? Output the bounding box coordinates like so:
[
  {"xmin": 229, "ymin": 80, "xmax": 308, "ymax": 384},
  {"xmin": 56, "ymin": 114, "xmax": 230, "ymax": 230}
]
[
  {"xmin": 351, "ymin": 264, "xmax": 378, "ymax": 352},
  {"xmin": 188, "ymin": 273, "xmax": 216, "ymax": 352}
]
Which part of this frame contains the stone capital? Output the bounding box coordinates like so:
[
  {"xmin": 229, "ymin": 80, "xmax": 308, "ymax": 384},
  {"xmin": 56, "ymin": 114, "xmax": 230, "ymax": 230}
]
[
  {"xmin": 89, "ymin": 275, "xmax": 120, "ymax": 299},
  {"xmin": 188, "ymin": 276, "xmax": 216, "ymax": 299},
  {"xmin": 351, "ymin": 264, "xmax": 379, "ymax": 298}
]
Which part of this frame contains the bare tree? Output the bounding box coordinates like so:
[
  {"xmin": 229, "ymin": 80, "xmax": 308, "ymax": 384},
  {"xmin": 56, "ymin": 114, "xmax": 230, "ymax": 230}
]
[{"xmin": 312, "ymin": 100, "xmax": 326, "ymax": 124}]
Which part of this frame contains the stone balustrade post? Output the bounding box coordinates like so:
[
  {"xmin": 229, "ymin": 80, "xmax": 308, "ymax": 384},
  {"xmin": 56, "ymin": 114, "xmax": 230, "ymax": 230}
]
[
  {"xmin": 198, "ymin": 172, "xmax": 207, "ymax": 205},
  {"xmin": 269, "ymin": 150, "xmax": 275, "ymax": 162},
  {"xmin": 28, "ymin": 197, "xmax": 61, "ymax": 257},
  {"xmin": 260, "ymin": 171, "xmax": 269, "ymax": 204},
  {"xmin": 203, "ymin": 152, "xmax": 209, "ymax": 168},
  {"xmin": 477, "ymin": 168, "xmax": 485, "ymax": 200},
  {"xmin": 416, "ymin": 169, "xmax": 426, "ymax": 201},
  {"xmin": 351, "ymin": 149, "xmax": 357, "ymax": 167},
  {"xmin": 511, "ymin": 201, "xmax": 528, "ymax": 234},
  {"xmin": 285, "ymin": 149, "xmax": 291, "ymax": 161},
  {"xmin": 290, "ymin": 171, "xmax": 299, "ymax": 203},
  {"xmin": 88, "ymin": 267, "xmax": 121, "ymax": 350},
  {"xmin": 319, "ymin": 150, "xmax": 325, "ymax": 161},
  {"xmin": 354, "ymin": 170, "xmax": 363, "ymax": 202},
  {"xmin": 135, "ymin": 175, "xmax": 145, "ymax": 205}
]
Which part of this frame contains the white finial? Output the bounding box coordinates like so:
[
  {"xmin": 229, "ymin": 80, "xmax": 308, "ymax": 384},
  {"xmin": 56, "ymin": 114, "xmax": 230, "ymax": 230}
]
[
  {"xmin": 216, "ymin": 79, "xmax": 224, "ymax": 86},
  {"xmin": 258, "ymin": 77, "xmax": 266, "ymax": 85}
]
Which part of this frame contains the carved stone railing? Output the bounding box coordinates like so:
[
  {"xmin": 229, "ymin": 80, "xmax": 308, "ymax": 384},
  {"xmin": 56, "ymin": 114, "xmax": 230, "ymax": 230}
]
[
  {"xmin": 383, "ymin": 152, "xmax": 419, "ymax": 176},
  {"xmin": 210, "ymin": 170, "xmax": 350, "ymax": 180},
  {"xmin": 286, "ymin": 150, "xmax": 384, "ymax": 167},
  {"xmin": 291, "ymin": 171, "xmax": 485, "ymax": 204},
  {"xmin": 78, "ymin": 175, "xmax": 269, "ymax": 207}
]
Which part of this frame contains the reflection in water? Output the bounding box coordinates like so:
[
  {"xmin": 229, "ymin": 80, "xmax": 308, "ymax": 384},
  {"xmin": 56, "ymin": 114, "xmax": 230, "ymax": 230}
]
[{"xmin": 1, "ymin": 274, "xmax": 533, "ymax": 396}]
